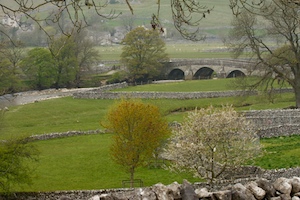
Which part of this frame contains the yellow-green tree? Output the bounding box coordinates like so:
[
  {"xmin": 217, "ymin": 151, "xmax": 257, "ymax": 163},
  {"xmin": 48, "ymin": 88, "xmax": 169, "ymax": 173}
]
[{"xmin": 104, "ymin": 99, "xmax": 171, "ymax": 187}]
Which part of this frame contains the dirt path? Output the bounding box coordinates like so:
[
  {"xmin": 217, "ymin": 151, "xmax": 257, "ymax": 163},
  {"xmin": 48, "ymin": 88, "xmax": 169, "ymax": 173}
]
[{"xmin": 0, "ymin": 88, "xmax": 95, "ymax": 108}]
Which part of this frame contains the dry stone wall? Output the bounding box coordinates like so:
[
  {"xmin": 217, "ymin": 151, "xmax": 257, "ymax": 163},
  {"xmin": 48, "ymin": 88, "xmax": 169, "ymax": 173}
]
[
  {"xmin": 72, "ymin": 82, "xmax": 292, "ymax": 100},
  {"xmin": 243, "ymin": 109, "xmax": 300, "ymax": 138},
  {"xmin": 6, "ymin": 175, "xmax": 300, "ymax": 200}
]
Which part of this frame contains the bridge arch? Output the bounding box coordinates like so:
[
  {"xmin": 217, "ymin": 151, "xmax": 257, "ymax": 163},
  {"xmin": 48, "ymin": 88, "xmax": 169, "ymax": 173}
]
[
  {"xmin": 227, "ymin": 70, "xmax": 245, "ymax": 78},
  {"xmin": 193, "ymin": 67, "xmax": 214, "ymax": 79},
  {"xmin": 167, "ymin": 68, "xmax": 185, "ymax": 80}
]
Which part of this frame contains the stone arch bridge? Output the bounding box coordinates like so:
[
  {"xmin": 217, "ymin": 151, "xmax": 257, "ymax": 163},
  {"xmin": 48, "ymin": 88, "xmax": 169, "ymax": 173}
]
[{"xmin": 164, "ymin": 59, "xmax": 255, "ymax": 80}]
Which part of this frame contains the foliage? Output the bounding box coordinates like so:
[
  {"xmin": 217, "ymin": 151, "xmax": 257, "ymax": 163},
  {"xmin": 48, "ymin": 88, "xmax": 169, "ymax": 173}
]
[
  {"xmin": 0, "ymin": 110, "xmax": 38, "ymax": 193},
  {"xmin": 120, "ymin": 27, "xmax": 169, "ymax": 82},
  {"xmin": 106, "ymin": 71, "xmax": 127, "ymax": 84},
  {"xmin": 226, "ymin": 1, "xmax": 300, "ymax": 107},
  {"xmin": 0, "ymin": 138, "xmax": 38, "ymax": 193},
  {"xmin": 104, "ymin": 99, "xmax": 171, "ymax": 187},
  {"xmin": 0, "ymin": 55, "xmax": 14, "ymax": 95},
  {"xmin": 164, "ymin": 105, "xmax": 261, "ymax": 185},
  {"xmin": 72, "ymin": 31, "xmax": 101, "ymax": 87},
  {"xmin": 20, "ymin": 33, "xmax": 100, "ymax": 89},
  {"xmin": 49, "ymin": 35, "xmax": 78, "ymax": 88},
  {"xmin": 0, "ymin": 42, "xmax": 24, "ymax": 94},
  {"xmin": 21, "ymin": 48, "xmax": 56, "ymax": 90}
]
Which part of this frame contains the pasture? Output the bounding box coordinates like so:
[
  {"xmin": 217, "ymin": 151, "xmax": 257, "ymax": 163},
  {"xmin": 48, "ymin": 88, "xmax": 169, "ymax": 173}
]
[
  {"xmin": 2, "ymin": 79, "xmax": 299, "ymax": 192},
  {"xmin": 97, "ymin": 42, "xmax": 231, "ymax": 61}
]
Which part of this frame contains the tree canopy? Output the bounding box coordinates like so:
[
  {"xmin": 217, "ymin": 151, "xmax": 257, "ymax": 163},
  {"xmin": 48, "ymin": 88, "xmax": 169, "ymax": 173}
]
[
  {"xmin": 103, "ymin": 99, "xmax": 171, "ymax": 187},
  {"xmin": 226, "ymin": 0, "xmax": 300, "ymax": 108},
  {"xmin": 121, "ymin": 27, "xmax": 169, "ymax": 82},
  {"xmin": 164, "ymin": 105, "xmax": 261, "ymax": 185}
]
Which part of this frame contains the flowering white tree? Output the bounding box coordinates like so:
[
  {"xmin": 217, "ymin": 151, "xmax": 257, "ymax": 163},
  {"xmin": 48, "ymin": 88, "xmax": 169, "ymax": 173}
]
[{"xmin": 164, "ymin": 105, "xmax": 261, "ymax": 185}]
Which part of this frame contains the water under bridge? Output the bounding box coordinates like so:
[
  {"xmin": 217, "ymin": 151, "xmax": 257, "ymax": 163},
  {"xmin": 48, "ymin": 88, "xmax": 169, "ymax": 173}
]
[{"xmin": 164, "ymin": 58, "xmax": 255, "ymax": 80}]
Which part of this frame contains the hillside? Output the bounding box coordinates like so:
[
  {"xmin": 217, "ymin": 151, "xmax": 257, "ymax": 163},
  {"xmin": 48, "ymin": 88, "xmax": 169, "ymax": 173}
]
[{"xmin": 1, "ymin": 0, "xmax": 234, "ymax": 41}]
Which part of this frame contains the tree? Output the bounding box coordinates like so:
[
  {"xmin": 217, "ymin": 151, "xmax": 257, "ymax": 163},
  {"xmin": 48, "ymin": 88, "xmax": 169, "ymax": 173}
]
[
  {"xmin": 120, "ymin": 27, "xmax": 169, "ymax": 82},
  {"xmin": 0, "ymin": 42, "xmax": 24, "ymax": 95},
  {"xmin": 0, "ymin": 55, "xmax": 14, "ymax": 95},
  {"xmin": 49, "ymin": 35, "xmax": 78, "ymax": 88},
  {"xmin": 0, "ymin": 110, "xmax": 38, "ymax": 193},
  {"xmin": 226, "ymin": 1, "xmax": 300, "ymax": 108},
  {"xmin": 164, "ymin": 105, "xmax": 260, "ymax": 185},
  {"xmin": 103, "ymin": 99, "xmax": 171, "ymax": 187},
  {"xmin": 0, "ymin": 138, "xmax": 38, "ymax": 193},
  {"xmin": 72, "ymin": 31, "xmax": 101, "ymax": 87},
  {"xmin": 21, "ymin": 48, "xmax": 56, "ymax": 90}
]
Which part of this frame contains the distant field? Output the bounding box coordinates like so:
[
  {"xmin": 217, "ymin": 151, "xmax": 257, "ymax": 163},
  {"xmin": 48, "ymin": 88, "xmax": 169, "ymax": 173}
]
[{"xmin": 97, "ymin": 42, "xmax": 231, "ymax": 61}]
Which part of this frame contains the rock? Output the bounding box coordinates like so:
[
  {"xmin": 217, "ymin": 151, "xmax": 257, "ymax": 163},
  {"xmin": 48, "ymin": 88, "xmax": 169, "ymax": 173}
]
[
  {"xmin": 211, "ymin": 190, "xmax": 232, "ymax": 200},
  {"xmin": 280, "ymin": 193, "xmax": 292, "ymax": 200},
  {"xmin": 290, "ymin": 177, "xmax": 300, "ymax": 194},
  {"xmin": 294, "ymin": 192, "xmax": 300, "ymax": 197},
  {"xmin": 59, "ymin": 196, "xmax": 71, "ymax": 200},
  {"xmin": 232, "ymin": 183, "xmax": 256, "ymax": 200},
  {"xmin": 152, "ymin": 183, "xmax": 174, "ymax": 200},
  {"xmin": 139, "ymin": 188, "xmax": 156, "ymax": 200},
  {"xmin": 89, "ymin": 194, "xmax": 113, "ymax": 200},
  {"xmin": 180, "ymin": 180, "xmax": 198, "ymax": 200},
  {"xmin": 195, "ymin": 188, "xmax": 211, "ymax": 198},
  {"xmin": 246, "ymin": 181, "xmax": 266, "ymax": 200},
  {"xmin": 112, "ymin": 190, "xmax": 140, "ymax": 200},
  {"xmin": 274, "ymin": 178, "xmax": 292, "ymax": 195},
  {"xmin": 167, "ymin": 182, "xmax": 181, "ymax": 199},
  {"xmin": 270, "ymin": 197, "xmax": 281, "ymax": 200},
  {"xmin": 256, "ymin": 178, "xmax": 276, "ymax": 198}
]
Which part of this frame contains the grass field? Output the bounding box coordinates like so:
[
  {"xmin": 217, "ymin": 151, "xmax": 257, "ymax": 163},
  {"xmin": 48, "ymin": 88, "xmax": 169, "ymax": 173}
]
[
  {"xmin": 254, "ymin": 135, "xmax": 300, "ymax": 169},
  {"xmin": 97, "ymin": 42, "xmax": 232, "ymax": 61},
  {"xmin": 21, "ymin": 134, "xmax": 199, "ymax": 191},
  {"xmin": 2, "ymin": 79, "xmax": 298, "ymax": 192}
]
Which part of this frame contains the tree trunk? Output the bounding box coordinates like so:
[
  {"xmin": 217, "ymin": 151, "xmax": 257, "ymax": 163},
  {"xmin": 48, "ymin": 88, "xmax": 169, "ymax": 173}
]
[
  {"xmin": 294, "ymin": 76, "xmax": 300, "ymax": 108},
  {"xmin": 130, "ymin": 167, "xmax": 135, "ymax": 188},
  {"xmin": 295, "ymin": 87, "xmax": 300, "ymax": 108}
]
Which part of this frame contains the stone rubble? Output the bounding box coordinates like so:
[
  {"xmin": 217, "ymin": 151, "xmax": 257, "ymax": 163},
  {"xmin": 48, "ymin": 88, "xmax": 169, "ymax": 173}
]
[{"xmin": 6, "ymin": 177, "xmax": 300, "ymax": 200}]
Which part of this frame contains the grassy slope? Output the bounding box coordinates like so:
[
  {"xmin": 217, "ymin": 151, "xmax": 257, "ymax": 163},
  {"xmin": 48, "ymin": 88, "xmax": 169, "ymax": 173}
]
[{"xmin": 24, "ymin": 134, "xmax": 198, "ymax": 191}]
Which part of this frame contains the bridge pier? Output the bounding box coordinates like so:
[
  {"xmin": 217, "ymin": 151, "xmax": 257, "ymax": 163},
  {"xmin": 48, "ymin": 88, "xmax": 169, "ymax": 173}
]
[{"xmin": 185, "ymin": 66, "xmax": 193, "ymax": 80}]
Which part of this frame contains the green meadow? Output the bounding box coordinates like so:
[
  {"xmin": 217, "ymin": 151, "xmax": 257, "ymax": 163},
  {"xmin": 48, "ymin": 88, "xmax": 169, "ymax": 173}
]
[
  {"xmin": 2, "ymin": 79, "xmax": 299, "ymax": 192},
  {"xmin": 97, "ymin": 42, "xmax": 232, "ymax": 61}
]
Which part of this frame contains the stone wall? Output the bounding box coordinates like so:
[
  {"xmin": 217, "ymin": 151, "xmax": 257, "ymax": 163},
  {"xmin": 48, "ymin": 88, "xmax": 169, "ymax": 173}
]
[
  {"xmin": 73, "ymin": 90, "xmax": 258, "ymax": 99},
  {"xmin": 5, "ymin": 173, "xmax": 300, "ymax": 199},
  {"xmin": 28, "ymin": 130, "xmax": 106, "ymax": 141},
  {"xmin": 73, "ymin": 82, "xmax": 292, "ymax": 100},
  {"xmin": 243, "ymin": 109, "xmax": 300, "ymax": 138}
]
